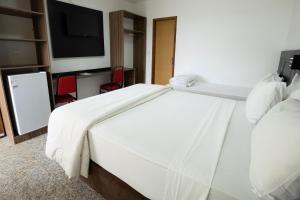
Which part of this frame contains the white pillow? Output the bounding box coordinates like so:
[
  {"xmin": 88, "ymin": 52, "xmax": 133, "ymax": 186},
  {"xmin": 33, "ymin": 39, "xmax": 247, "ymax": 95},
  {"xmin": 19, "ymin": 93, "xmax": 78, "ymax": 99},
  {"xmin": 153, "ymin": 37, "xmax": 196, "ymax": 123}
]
[
  {"xmin": 246, "ymin": 80, "xmax": 286, "ymax": 124},
  {"xmin": 287, "ymin": 73, "xmax": 300, "ymax": 97},
  {"xmin": 291, "ymin": 89, "xmax": 300, "ymax": 100},
  {"xmin": 169, "ymin": 74, "xmax": 199, "ymax": 87},
  {"xmin": 250, "ymin": 99, "xmax": 300, "ymax": 200}
]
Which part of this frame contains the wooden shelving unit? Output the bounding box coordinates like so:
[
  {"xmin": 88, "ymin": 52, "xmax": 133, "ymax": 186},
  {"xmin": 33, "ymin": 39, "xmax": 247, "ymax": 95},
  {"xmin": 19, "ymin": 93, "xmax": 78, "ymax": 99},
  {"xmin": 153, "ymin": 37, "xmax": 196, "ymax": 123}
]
[
  {"xmin": 124, "ymin": 28, "xmax": 144, "ymax": 35},
  {"xmin": 0, "ymin": 5, "xmax": 44, "ymax": 18},
  {"xmin": 0, "ymin": 64, "xmax": 49, "ymax": 70},
  {"xmin": 0, "ymin": 37, "xmax": 47, "ymax": 42},
  {"xmin": 0, "ymin": 0, "xmax": 54, "ymax": 144},
  {"xmin": 110, "ymin": 10, "xmax": 146, "ymax": 84}
]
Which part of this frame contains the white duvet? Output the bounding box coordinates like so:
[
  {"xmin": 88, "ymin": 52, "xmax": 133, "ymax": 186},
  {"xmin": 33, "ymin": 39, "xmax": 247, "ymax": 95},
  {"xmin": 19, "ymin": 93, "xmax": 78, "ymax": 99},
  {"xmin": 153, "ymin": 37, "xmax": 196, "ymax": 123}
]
[
  {"xmin": 46, "ymin": 84, "xmax": 170, "ymax": 178},
  {"xmin": 46, "ymin": 84, "xmax": 236, "ymax": 200},
  {"xmin": 163, "ymin": 97, "xmax": 236, "ymax": 200}
]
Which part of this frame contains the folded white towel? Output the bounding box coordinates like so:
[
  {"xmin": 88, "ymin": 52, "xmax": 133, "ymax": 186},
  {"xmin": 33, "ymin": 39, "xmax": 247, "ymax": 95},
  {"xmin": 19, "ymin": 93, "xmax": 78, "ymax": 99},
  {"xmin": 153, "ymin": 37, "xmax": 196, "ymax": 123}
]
[{"xmin": 169, "ymin": 74, "xmax": 199, "ymax": 87}]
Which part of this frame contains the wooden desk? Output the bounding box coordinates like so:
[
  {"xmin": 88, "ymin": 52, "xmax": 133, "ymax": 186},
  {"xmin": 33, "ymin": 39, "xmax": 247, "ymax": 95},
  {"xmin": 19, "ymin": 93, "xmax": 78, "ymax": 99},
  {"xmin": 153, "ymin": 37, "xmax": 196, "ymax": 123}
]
[
  {"xmin": 52, "ymin": 67, "xmax": 136, "ymax": 87},
  {"xmin": 52, "ymin": 67, "xmax": 111, "ymax": 79}
]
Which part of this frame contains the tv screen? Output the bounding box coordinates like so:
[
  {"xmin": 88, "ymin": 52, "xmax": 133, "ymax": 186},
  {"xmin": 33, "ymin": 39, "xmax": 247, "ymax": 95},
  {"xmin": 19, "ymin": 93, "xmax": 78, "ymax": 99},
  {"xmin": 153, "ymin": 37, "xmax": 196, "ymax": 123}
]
[
  {"xmin": 66, "ymin": 13, "xmax": 100, "ymax": 38},
  {"xmin": 47, "ymin": 0, "xmax": 105, "ymax": 58}
]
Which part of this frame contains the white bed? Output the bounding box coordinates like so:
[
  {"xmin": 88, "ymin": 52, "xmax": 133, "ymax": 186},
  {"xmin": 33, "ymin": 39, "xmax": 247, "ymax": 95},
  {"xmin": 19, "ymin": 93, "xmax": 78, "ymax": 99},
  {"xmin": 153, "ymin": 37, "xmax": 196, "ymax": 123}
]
[
  {"xmin": 172, "ymin": 82, "xmax": 251, "ymax": 101},
  {"xmin": 46, "ymin": 83, "xmax": 257, "ymax": 200},
  {"xmin": 88, "ymin": 88, "xmax": 257, "ymax": 200}
]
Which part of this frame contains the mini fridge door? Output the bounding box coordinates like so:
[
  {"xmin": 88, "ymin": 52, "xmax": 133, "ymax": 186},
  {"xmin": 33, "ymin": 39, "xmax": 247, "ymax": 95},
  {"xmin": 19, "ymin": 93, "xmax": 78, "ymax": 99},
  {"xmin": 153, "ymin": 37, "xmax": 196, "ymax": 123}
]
[{"xmin": 8, "ymin": 72, "xmax": 51, "ymax": 135}]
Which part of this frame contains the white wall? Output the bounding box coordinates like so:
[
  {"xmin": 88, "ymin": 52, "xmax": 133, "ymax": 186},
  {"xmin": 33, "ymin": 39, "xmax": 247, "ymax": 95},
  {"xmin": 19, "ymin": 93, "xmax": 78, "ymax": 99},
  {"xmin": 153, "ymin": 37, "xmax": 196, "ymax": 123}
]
[
  {"xmin": 124, "ymin": 18, "xmax": 134, "ymax": 68},
  {"xmin": 2, "ymin": 0, "xmax": 298, "ymax": 96},
  {"xmin": 136, "ymin": 0, "xmax": 294, "ymax": 87},
  {"xmin": 285, "ymin": 0, "xmax": 300, "ymax": 50}
]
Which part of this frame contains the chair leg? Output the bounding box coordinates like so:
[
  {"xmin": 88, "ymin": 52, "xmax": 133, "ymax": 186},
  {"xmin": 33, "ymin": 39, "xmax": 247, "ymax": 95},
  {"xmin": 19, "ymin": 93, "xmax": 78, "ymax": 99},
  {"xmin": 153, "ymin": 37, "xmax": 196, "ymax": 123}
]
[
  {"xmin": 0, "ymin": 132, "xmax": 6, "ymax": 138},
  {"xmin": 100, "ymin": 89, "xmax": 105, "ymax": 94}
]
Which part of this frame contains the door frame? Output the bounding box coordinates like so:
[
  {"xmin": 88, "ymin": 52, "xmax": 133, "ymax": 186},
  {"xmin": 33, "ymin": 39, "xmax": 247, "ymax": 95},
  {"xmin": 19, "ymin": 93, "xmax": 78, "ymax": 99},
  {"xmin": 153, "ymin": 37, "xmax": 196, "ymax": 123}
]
[{"xmin": 151, "ymin": 16, "xmax": 177, "ymax": 84}]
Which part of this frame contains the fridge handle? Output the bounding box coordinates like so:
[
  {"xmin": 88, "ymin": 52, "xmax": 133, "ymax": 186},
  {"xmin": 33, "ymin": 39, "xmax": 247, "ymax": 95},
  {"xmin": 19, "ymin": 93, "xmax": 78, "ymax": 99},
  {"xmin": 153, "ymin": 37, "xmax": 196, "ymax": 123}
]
[{"xmin": 10, "ymin": 80, "xmax": 18, "ymax": 88}]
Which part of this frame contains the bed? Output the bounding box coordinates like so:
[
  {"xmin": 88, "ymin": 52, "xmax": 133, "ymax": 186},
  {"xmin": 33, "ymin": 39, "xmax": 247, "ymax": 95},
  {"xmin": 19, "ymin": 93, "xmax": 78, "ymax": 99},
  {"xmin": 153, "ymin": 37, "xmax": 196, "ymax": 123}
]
[
  {"xmin": 87, "ymin": 95, "xmax": 256, "ymax": 200},
  {"xmin": 171, "ymin": 82, "xmax": 251, "ymax": 101},
  {"xmin": 46, "ymin": 50, "xmax": 299, "ymax": 200},
  {"xmin": 46, "ymin": 83, "xmax": 256, "ymax": 200}
]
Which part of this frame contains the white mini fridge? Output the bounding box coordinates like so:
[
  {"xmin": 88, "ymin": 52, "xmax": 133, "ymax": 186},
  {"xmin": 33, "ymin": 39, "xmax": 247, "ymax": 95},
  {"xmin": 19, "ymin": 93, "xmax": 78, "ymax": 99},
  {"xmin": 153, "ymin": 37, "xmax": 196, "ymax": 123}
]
[{"xmin": 8, "ymin": 72, "xmax": 51, "ymax": 135}]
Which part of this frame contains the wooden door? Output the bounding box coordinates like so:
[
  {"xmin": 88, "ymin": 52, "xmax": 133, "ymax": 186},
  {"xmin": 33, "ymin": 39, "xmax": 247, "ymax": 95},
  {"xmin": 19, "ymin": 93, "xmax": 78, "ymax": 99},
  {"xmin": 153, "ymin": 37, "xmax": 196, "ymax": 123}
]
[{"xmin": 152, "ymin": 17, "xmax": 177, "ymax": 85}]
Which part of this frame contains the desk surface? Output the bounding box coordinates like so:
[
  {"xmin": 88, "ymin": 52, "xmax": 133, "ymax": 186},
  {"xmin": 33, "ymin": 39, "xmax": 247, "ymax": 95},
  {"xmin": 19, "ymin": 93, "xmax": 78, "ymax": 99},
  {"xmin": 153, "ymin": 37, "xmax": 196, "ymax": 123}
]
[{"xmin": 52, "ymin": 67, "xmax": 134, "ymax": 78}]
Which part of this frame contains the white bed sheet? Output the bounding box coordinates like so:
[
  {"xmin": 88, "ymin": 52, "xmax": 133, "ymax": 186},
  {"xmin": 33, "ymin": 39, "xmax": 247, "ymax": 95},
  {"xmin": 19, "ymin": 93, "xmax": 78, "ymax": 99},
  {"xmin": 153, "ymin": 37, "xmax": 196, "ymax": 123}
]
[
  {"xmin": 88, "ymin": 90, "xmax": 257, "ymax": 200},
  {"xmin": 208, "ymin": 101, "xmax": 258, "ymax": 200},
  {"xmin": 172, "ymin": 82, "xmax": 251, "ymax": 101}
]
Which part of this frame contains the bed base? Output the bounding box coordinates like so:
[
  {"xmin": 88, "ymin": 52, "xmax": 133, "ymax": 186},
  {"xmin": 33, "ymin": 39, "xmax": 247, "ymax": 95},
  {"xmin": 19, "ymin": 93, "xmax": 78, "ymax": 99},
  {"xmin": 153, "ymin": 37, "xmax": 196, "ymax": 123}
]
[{"xmin": 81, "ymin": 161, "xmax": 148, "ymax": 200}]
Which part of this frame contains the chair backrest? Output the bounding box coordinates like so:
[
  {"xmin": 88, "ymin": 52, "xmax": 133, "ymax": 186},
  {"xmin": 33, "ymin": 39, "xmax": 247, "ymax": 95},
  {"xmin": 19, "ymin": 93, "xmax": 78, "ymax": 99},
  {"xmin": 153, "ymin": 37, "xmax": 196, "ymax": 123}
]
[
  {"xmin": 112, "ymin": 66, "xmax": 124, "ymax": 86},
  {"xmin": 57, "ymin": 75, "xmax": 77, "ymax": 96}
]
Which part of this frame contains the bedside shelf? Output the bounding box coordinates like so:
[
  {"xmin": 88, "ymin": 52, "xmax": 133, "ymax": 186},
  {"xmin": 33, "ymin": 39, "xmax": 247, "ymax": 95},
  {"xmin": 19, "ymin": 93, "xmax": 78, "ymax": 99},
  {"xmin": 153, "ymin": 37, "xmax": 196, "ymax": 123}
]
[
  {"xmin": 0, "ymin": 65, "xmax": 50, "ymax": 70},
  {"xmin": 0, "ymin": 37, "xmax": 47, "ymax": 42},
  {"xmin": 124, "ymin": 29, "xmax": 144, "ymax": 35},
  {"xmin": 0, "ymin": 5, "xmax": 44, "ymax": 18}
]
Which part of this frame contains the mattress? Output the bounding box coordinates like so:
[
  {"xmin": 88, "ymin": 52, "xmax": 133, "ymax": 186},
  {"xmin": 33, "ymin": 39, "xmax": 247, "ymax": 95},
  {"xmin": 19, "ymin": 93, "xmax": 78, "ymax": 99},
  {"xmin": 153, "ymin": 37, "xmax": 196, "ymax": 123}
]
[
  {"xmin": 88, "ymin": 90, "xmax": 257, "ymax": 200},
  {"xmin": 172, "ymin": 82, "xmax": 251, "ymax": 101}
]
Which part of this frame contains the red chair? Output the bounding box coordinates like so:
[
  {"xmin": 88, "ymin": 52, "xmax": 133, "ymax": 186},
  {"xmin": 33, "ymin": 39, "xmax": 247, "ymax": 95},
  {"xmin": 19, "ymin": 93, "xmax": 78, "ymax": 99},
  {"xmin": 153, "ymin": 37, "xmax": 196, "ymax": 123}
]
[
  {"xmin": 100, "ymin": 66, "xmax": 124, "ymax": 93},
  {"xmin": 55, "ymin": 75, "xmax": 77, "ymax": 104}
]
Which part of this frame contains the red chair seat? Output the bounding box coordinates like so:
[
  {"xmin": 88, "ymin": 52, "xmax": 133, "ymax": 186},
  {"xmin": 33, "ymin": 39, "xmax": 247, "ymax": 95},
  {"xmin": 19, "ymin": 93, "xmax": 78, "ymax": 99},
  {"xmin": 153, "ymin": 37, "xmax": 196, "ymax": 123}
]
[
  {"xmin": 100, "ymin": 66, "xmax": 124, "ymax": 94},
  {"xmin": 100, "ymin": 83, "xmax": 121, "ymax": 92},
  {"xmin": 55, "ymin": 94, "xmax": 76, "ymax": 104}
]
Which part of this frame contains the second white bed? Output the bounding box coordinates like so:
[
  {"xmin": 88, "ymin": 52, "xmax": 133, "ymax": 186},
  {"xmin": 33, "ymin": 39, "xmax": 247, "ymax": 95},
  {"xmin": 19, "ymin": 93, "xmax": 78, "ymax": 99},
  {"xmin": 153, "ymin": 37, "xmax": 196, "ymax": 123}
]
[
  {"xmin": 88, "ymin": 90, "xmax": 257, "ymax": 200},
  {"xmin": 172, "ymin": 82, "xmax": 251, "ymax": 100}
]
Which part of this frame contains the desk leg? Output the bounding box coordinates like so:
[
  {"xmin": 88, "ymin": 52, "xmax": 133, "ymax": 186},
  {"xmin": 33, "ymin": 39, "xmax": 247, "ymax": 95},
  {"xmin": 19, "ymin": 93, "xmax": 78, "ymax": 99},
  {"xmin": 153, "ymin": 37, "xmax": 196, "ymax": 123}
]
[{"xmin": 124, "ymin": 70, "xmax": 135, "ymax": 87}]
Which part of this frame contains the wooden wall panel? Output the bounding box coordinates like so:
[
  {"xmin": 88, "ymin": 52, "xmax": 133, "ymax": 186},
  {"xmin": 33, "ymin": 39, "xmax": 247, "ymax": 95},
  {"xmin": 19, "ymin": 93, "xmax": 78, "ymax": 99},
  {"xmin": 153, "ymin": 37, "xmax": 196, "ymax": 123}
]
[
  {"xmin": 110, "ymin": 12, "xmax": 124, "ymax": 67},
  {"xmin": 0, "ymin": 71, "xmax": 15, "ymax": 143},
  {"xmin": 134, "ymin": 18, "xmax": 146, "ymax": 83}
]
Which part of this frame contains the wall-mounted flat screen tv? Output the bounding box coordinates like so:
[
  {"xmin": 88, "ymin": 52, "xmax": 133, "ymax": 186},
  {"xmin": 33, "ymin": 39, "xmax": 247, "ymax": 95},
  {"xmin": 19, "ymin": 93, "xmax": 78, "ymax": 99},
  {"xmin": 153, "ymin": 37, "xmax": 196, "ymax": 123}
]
[{"xmin": 47, "ymin": 0, "xmax": 104, "ymax": 58}]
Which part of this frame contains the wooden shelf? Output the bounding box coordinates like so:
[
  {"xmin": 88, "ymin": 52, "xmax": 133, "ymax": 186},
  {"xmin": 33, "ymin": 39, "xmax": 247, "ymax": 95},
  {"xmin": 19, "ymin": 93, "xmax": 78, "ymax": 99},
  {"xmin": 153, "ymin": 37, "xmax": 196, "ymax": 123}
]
[
  {"xmin": 0, "ymin": 37, "xmax": 47, "ymax": 42},
  {"xmin": 124, "ymin": 29, "xmax": 144, "ymax": 35},
  {"xmin": 0, "ymin": 0, "xmax": 53, "ymax": 145},
  {"xmin": 122, "ymin": 10, "xmax": 145, "ymax": 20},
  {"xmin": 0, "ymin": 64, "xmax": 49, "ymax": 70},
  {"xmin": 0, "ymin": 5, "xmax": 44, "ymax": 18},
  {"xmin": 52, "ymin": 67, "xmax": 111, "ymax": 78},
  {"xmin": 110, "ymin": 10, "xmax": 146, "ymax": 84}
]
